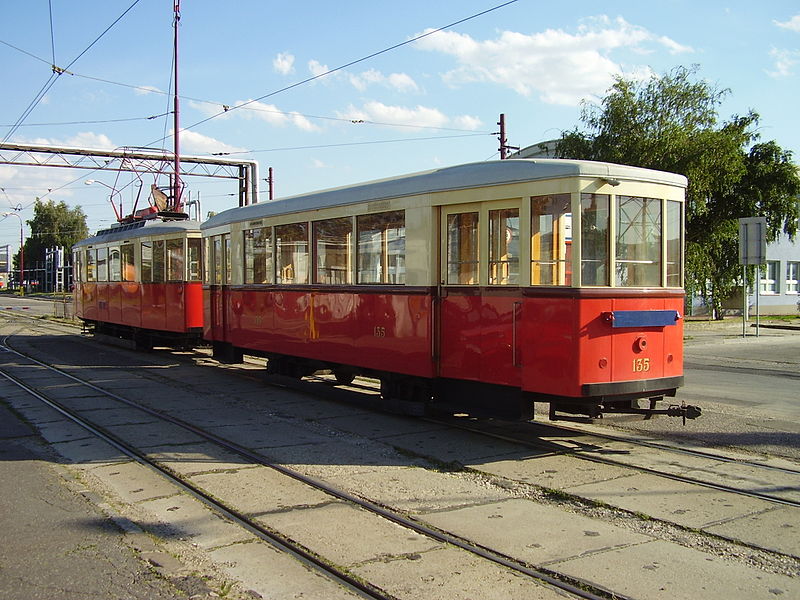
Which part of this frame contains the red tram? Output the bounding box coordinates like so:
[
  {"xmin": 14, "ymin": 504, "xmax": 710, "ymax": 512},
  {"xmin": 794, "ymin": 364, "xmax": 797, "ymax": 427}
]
[
  {"xmin": 73, "ymin": 218, "xmax": 204, "ymax": 350},
  {"xmin": 198, "ymin": 159, "xmax": 698, "ymax": 421}
]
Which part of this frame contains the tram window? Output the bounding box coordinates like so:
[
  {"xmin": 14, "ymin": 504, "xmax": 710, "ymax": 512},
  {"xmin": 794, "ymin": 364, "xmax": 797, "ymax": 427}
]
[
  {"xmin": 580, "ymin": 194, "xmax": 609, "ymax": 286},
  {"xmin": 167, "ymin": 238, "xmax": 184, "ymax": 281},
  {"xmin": 616, "ymin": 197, "xmax": 662, "ymax": 287},
  {"xmin": 109, "ymin": 247, "xmax": 121, "ymax": 282},
  {"xmin": 187, "ymin": 238, "xmax": 202, "ymax": 282},
  {"xmin": 357, "ymin": 211, "xmax": 405, "ymax": 284},
  {"xmin": 212, "ymin": 237, "xmax": 222, "ymax": 284},
  {"xmin": 121, "ymin": 243, "xmax": 135, "ymax": 282},
  {"xmin": 224, "ymin": 234, "xmax": 232, "ymax": 284},
  {"xmin": 489, "ymin": 209, "xmax": 519, "ymax": 285},
  {"xmin": 153, "ymin": 240, "xmax": 165, "ymax": 283},
  {"xmin": 276, "ymin": 223, "xmax": 308, "ymax": 284},
  {"xmin": 97, "ymin": 247, "xmax": 108, "ymax": 281},
  {"xmin": 531, "ymin": 194, "xmax": 571, "ymax": 286},
  {"xmin": 666, "ymin": 200, "xmax": 682, "ymax": 287},
  {"xmin": 314, "ymin": 217, "xmax": 352, "ymax": 284},
  {"xmin": 244, "ymin": 227, "xmax": 273, "ymax": 284},
  {"xmin": 446, "ymin": 213, "xmax": 479, "ymax": 285},
  {"xmin": 141, "ymin": 242, "xmax": 153, "ymax": 283},
  {"xmin": 86, "ymin": 250, "xmax": 96, "ymax": 282}
]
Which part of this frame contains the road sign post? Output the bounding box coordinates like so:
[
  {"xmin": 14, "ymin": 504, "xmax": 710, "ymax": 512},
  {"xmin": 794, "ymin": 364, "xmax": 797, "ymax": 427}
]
[{"xmin": 739, "ymin": 217, "xmax": 767, "ymax": 337}]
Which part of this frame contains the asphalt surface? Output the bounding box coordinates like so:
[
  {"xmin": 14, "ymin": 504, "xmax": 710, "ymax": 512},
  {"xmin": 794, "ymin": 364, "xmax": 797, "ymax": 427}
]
[{"xmin": 0, "ymin": 295, "xmax": 797, "ymax": 598}]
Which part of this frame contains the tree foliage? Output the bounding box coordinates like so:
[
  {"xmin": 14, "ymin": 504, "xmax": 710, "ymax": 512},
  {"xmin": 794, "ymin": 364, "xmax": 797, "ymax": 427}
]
[
  {"xmin": 556, "ymin": 66, "xmax": 800, "ymax": 317},
  {"xmin": 17, "ymin": 199, "xmax": 89, "ymax": 267}
]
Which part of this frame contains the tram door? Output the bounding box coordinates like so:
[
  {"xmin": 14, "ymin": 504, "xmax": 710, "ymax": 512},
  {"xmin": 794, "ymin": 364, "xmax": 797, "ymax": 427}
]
[
  {"xmin": 209, "ymin": 234, "xmax": 231, "ymax": 341},
  {"xmin": 438, "ymin": 202, "xmax": 523, "ymax": 389}
]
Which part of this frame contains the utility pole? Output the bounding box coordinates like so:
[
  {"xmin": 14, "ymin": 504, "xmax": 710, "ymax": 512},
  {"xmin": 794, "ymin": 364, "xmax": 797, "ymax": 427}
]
[
  {"xmin": 496, "ymin": 113, "xmax": 519, "ymax": 159},
  {"xmin": 172, "ymin": 0, "xmax": 182, "ymax": 212}
]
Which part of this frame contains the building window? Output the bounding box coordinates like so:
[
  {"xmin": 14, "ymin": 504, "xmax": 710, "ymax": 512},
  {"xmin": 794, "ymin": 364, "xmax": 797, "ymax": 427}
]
[
  {"xmin": 760, "ymin": 260, "xmax": 779, "ymax": 294},
  {"xmin": 787, "ymin": 262, "xmax": 799, "ymax": 294},
  {"xmin": 532, "ymin": 194, "xmax": 571, "ymax": 286},
  {"xmin": 446, "ymin": 212, "xmax": 479, "ymax": 285}
]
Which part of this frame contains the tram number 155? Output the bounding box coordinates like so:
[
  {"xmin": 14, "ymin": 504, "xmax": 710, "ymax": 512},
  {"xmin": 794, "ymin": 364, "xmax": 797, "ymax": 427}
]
[{"xmin": 632, "ymin": 358, "xmax": 651, "ymax": 373}]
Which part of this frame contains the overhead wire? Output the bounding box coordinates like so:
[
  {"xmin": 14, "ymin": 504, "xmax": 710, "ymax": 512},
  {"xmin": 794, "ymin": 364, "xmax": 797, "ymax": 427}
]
[{"xmin": 2, "ymin": 0, "xmax": 144, "ymax": 143}]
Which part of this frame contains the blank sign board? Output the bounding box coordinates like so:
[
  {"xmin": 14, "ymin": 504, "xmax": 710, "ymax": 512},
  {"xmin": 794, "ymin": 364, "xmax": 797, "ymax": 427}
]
[{"xmin": 738, "ymin": 217, "xmax": 767, "ymax": 265}]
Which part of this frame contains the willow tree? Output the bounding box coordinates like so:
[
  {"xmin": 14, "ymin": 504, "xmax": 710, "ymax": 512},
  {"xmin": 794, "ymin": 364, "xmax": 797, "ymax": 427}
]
[{"xmin": 556, "ymin": 66, "xmax": 799, "ymax": 318}]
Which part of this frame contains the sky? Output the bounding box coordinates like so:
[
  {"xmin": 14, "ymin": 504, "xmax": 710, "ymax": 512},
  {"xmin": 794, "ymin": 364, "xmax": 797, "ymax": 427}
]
[{"xmin": 1, "ymin": 0, "xmax": 799, "ymax": 254}]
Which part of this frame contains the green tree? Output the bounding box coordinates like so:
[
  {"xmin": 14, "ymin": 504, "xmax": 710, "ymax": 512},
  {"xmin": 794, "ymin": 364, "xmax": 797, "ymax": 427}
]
[
  {"xmin": 16, "ymin": 199, "xmax": 89, "ymax": 269},
  {"xmin": 556, "ymin": 66, "xmax": 800, "ymax": 318}
]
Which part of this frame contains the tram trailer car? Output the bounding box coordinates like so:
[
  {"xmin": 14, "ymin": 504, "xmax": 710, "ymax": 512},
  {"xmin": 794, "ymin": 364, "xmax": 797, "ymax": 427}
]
[
  {"xmin": 73, "ymin": 218, "xmax": 204, "ymax": 350},
  {"xmin": 201, "ymin": 159, "xmax": 699, "ymax": 421}
]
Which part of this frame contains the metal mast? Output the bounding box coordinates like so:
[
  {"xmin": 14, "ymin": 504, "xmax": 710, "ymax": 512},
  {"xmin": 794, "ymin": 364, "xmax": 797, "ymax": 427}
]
[{"xmin": 172, "ymin": 0, "xmax": 182, "ymax": 212}]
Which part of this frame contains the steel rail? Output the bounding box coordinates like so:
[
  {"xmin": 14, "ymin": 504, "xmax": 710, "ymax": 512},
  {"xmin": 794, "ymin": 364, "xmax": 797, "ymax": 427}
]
[{"xmin": 0, "ymin": 335, "xmax": 625, "ymax": 600}]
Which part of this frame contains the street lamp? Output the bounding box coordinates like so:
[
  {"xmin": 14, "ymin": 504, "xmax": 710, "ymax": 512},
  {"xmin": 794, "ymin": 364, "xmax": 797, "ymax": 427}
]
[
  {"xmin": 1, "ymin": 211, "xmax": 24, "ymax": 295},
  {"xmin": 85, "ymin": 179, "xmax": 122, "ymax": 221}
]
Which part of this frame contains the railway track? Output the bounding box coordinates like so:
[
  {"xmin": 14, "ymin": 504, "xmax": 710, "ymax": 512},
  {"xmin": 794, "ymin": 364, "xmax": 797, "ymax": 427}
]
[
  {"xmin": 0, "ymin": 334, "xmax": 625, "ymax": 600},
  {"xmin": 2, "ymin": 313, "xmax": 798, "ymax": 598}
]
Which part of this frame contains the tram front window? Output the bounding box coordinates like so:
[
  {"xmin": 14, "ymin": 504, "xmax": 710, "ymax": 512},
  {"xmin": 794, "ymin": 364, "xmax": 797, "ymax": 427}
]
[
  {"xmin": 580, "ymin": 194, "xmax": 609, "ymax": 286},
  {"xmin": 616, "ymin": 196, "xmax": 661, "ymax": 287}
]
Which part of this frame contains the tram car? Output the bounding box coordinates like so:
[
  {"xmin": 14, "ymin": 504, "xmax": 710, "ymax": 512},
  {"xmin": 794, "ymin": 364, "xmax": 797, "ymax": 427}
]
[
  {"xmin": 201, "ymin": 159, "xmax": 698, "ymax": 421},
  {"xmin": 73, "ymin": 217, "xmax": 204, "ymax": 350}
]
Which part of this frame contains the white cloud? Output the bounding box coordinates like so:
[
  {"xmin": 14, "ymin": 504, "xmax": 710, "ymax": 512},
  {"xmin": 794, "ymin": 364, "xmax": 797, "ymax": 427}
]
[
  {"xmin": 347, "ymin": 69, "xmax": 419, "ymax": 93},
  {"xmin": 179, "ymin": 130, "xmax": 248, "ymax": 155},
  {"xmin": 337, "ymin": 101, "xmax": 480, "ymax": 130},
  {"xmin": 767, "ymin": 47, "xmax": 800, "ymax": 77},
  {"xmin": 308, "ymin": 59, "xmax": 330, "ymax": 78},
  {"xmin": 28, "ymin": 132, "xmax": 116, "ymax": 150},
  {"xmin": 188, "ymin": 99, "xmax": 319, "ymax": 131},
  {"xmin": 413, "ymin": 16, "xmax": 693, "ymax": 106},
  {"xmin": 311, "ymin": 158, "xmax": 330, "ymax": 169},
  {"xmin": 775, "ymin": 15, "xmax": 800, "ymax": 32},
  {"xmin": 134, "ymin": 85, "xmax": 163, "ymax": 96},
  {"xmin": 273, "ymin": 52, "xmax": 295, "ymax": 75}
]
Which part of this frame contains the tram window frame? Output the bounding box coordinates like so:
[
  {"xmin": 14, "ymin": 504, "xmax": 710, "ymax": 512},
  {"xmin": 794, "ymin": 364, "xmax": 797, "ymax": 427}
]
[
  {"xmin": 187, "ymin": 238, "xmax": 202, "ymax": 282},
  {"xmin": 665, "ymin": 200, "xmax": 682, "ymax": 287},
  {"xmin": 120, "ymin": 243, "xmax": 135, "ymax": 282},
  {"xmin": 580, "ymin": 193, "xmax": 610, "ymax": 286},
  {"xmin": 445, "ymin": 212, "xmax": 479, "ymax": 285},
  {"xmin": 152, "ymin": 239, "xmax": 166, "ymax": 283},
  {"xmin": 141, "ymin": 241, "xmax": 153, "ymax": 283},
  {"xmin": 615, "ymin": 196, "xmax": 662, "ymax": 287},
  {"xmin": 73, "ymin": 251, "xmax": 82, "ymax": 283},
  {"xmin": 166, "ymin": 238, "xmax": 185, "ymax": 282},
  {"xmin": 530, "ymin": 194, "xmax": 572, "ymax": 286},
  {"xmin": 212, "ymin": 236, "xmax": 222, "ymax": 284},
  {"xmin": 314, "ymin": 217, "xmax": 353, "ymax": 285},
  {"xmin": 276, "ymin": 223, "xmax": 309, "ymax": 285},
  {"xmin": 357, "ymin": 210, "xmax": 405, "ymax": 285},
  {"xmin": 85, "ymin": 249, "xmax": 96, "ymax": 282},
  {"xmin": 108, "ymin": 247, "xmax": 121, "ymax": 282},
  {"xmin": 488, "ymin": 208, "xmax": 520, "ymax": 285},
  {"xmin": 96, "ymin": 247, "xmax": 108, "ymax": 281},
  {"xmin": 244, "ymin": 227, "xmax": 274, "ymax": 284}
]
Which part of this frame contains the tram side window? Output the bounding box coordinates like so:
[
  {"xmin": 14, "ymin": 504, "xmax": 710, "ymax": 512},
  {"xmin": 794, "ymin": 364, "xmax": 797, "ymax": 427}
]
[
  {"xmin": 616, "ymin": 196, "xmax": 661, "ymax": 287},
  {"xmin": 141, "ymin": 241, "xmax": 153, "ymax": 282},
  {"xmin": 86, "ymin": 249, "xmax": 96, "ymax": 282},
  {"xmin": 109, "ymin": 247, "xmax": 121, "ymax": 281},
  {"xmin": 580, "ymin": 194, "xmax": 609, "ymax": 286},
  {"xmin": 276, "ymin": 223, "xmax": 308, "ymax": 284},
  {"xmin": 97, "ymin": 247, "xmax": 108, "ymax": 281},
  {"xmin": 73, "ymin": 252, "xmax": 82, "ymax": 283},
  {"xmin": 666, "ymin": 200, "xmax": 682, "ymax": 287},
  {"xmin": 167, "ymin": 238, "xmax": 184, "ymax": 281},
  {"xmin": 121, "ymin": 243, "xmax": 135, "ymax": 282},
  {"xmin": 489, "ymin": 209, "xmax": 519, "ymax": 285},
  {"xmin": 446, "ymin": 213, "xmax": 479, "ymax": 285},
  {"xmin": 357, "ymin": 211, "xmax": 405, "ymax": 284},
  {"xmin": 212, "ymin": 237, "xmax": 222, "ymax": 284},
  {"xmin": 314, "ymin": 217, "xmax": 353, "ymax": 284},
  {"xmin": 153, "ymin": 240, "xmax": 166, "ymax": 283},
  {"xmin": 187, "ymin": 238, "xmax": 202, "ymax": 281},
  {"xmin": 244, "ymin": 227, "xmax": 273, "ymax": 284},
  {"xmin": 531, "ymin": 194, "xmax": 571, "ymax": 286}
]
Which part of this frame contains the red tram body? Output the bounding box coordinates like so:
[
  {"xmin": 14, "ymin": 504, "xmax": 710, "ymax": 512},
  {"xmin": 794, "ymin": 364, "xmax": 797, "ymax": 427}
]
[
  {"xmin": 73, "ymin": 219, "xmax": 204, "ymax": 350},
  {"xmin": 74, "ymin": 159, "xmax": 695, "ymax": 420},
  {"xmin": 198, "ymin": 159, "xmax": 692, "ymax": 420}
]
